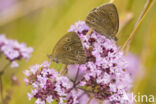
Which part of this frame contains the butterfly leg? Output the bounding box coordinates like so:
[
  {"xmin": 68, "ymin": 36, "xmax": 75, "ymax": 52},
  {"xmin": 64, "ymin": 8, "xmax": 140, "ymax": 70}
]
[
  {"xmin": 86, "ymin": 28, "xmax": 93, "ymax": 35},
  {"xmin": 59, "ymin": 64, "xmax": 68, "ymax": 75}
]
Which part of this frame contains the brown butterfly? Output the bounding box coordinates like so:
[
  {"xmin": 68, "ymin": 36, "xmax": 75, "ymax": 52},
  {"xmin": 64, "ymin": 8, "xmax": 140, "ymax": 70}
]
[
  {"xmin": 85, "ymin": 3, "xmax": 119, "ymax": 40},
  {"xmin": 49, "ymin": 32, "xmax": 87, "ymax": 65}
]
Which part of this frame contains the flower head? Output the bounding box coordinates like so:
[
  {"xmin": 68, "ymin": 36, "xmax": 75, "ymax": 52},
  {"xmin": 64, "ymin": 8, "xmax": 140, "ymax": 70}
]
[
  {"xmin": 25, "ymin": 21, "xmax": 134, "ymax": 104},
  {"xmin": 24, "ymin": 61, "xmax": 78, "ymax": 104},
  {"xmin": 67, "ymin": 21, "xmax": 133, "ymax": 104},
  {"xmin": 0, "ymin": 34, "xmax": 33, "ymax": 68}
]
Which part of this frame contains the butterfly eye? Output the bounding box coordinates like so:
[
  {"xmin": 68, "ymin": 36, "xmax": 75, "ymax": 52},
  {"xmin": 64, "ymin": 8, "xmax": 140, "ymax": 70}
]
[
  {"xmin": 66, "ymin": 47, "xmax": 71, "ymax": 51},
  {"xmin": 47, "ymin": 54, "xmax": 52, "ymax": 59},
  {"xmin": 110, "ymin": 12, "xmax": 113, "ymax": 16},
  {"xmin": 66, "ymin": 38, "xmax": 71, "ymax": 42},
  {"xmin": 91, "ymin": 19, "xmax": 95, "ymax": 23}
]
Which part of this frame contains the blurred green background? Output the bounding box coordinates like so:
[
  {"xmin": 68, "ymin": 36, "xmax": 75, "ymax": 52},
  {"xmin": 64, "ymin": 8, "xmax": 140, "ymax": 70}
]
[{"xmin": 0, "ymin": 0, "xmax": 156, "ymax": 104}]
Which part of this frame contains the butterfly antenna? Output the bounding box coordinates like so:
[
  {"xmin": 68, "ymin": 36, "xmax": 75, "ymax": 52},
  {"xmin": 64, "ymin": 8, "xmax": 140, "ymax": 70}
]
[{"xmin": 121, "ymin": 0, "xmax": 154, "ymax": 53}]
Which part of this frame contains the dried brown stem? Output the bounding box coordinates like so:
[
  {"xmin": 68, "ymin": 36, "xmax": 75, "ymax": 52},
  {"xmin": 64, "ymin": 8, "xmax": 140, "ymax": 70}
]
[{"xmin": 121, "ymin": 0, "xmax": 154, "ymax": 53}]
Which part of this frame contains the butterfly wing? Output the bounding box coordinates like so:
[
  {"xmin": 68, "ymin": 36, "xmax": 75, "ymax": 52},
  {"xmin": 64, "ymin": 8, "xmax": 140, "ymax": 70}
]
[
  {"xmin": 86, "ymin": 3, "xmax": 119, "ymax": 39},
  {"xmin": 51, "ymin": 32, "xmax": 87, "ymax": 65}
]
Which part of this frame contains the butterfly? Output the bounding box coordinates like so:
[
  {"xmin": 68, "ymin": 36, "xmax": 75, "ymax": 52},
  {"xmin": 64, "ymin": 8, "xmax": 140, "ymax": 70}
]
[
  {"xmin": 85, "ymin": 3, "xmax": 119, "ymax": 40},
  {"xmin": 49, "ymin": 32, "xmax": 87, "ymax": 65}
]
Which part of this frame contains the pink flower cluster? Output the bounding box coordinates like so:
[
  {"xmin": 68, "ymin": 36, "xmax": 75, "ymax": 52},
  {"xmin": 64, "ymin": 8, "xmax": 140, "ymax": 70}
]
[
  {"xmin": 24, "ymin": 61, "xmax": 79, "ymax": 104},
  {"xmin": 67, "ymin": 21, "xmax": 133, "ymax": 104},
  {"xmin": 25, "ymin": 21, "xmax": 134, "ymax": 104},
  {"xmin": 0, "ymin": 34, "xmax": 33, "ymax": 68}
]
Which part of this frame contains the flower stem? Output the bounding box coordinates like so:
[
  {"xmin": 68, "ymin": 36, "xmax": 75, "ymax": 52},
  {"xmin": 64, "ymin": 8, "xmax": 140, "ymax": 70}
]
[
  {"xmin": 0, "ymin": 76, "xmax": 3, "ymax": 104},
  {"xmin": 0, "ymin": 62, "xmax": 10, "ymax": 104},
  {"xmin": 74, "ymin": 66, "xmax": 80, "ymax": 86},
  {"xmin": 87, "ymin": 96, "xmax": 93, "ymax": 104},
  {"xmin": 121, "ymin": 0, "xmax": 154, "ymax": 53},
  {"xmin": 77, "ymin": 92, "xmax": 85, "ymax": 100},
  {"xmin": 99, "ymin": 100, "xmax": 103, "ymax": 104},
  {"xmin": 0, "ymin": 62, "xmax": 11, "ymax": 75}
]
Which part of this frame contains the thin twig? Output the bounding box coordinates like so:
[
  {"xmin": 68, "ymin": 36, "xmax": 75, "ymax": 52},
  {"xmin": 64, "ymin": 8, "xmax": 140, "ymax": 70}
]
[{"xmin": 121, "ymin": 0, "xmax": 154, "ymax": 53}]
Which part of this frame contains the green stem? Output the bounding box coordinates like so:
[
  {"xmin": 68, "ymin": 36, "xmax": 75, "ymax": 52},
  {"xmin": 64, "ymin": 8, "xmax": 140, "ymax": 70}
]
[
  {"xmin": 0, "ymin": 76, "xmax": 3, "ymax": 104},
  {"xmin": 0, "ymin": 62, "xmax": 10, "ymax": 75},
  {"xmin": 0, "ymin": 62, "xmax": 10, "ymax": 104}
]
